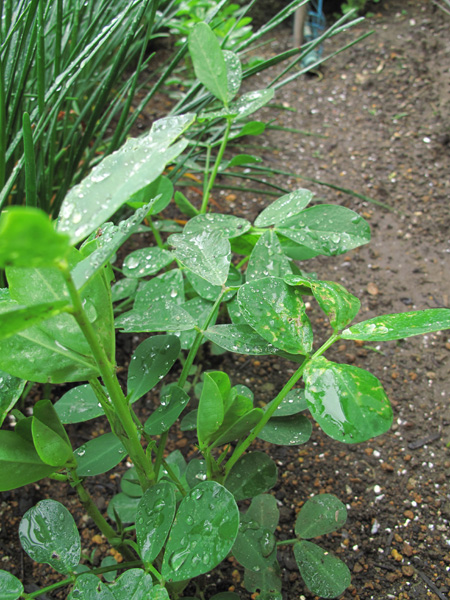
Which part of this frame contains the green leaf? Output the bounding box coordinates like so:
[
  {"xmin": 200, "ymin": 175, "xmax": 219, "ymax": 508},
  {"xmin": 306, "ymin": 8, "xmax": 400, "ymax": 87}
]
[
  {"xmin": 0, "ymin": 431, "xmax": 55, "ymax": 491},
  {"xmin": 128, "ymin": 335, "xmax": 180, "ymax": 403},
  {"xmin": 254, "ymin": 189, "xmax": 313, "ymax": 228},
  {"xmin": 174, "ymin": 191, "xmax": 199, "ymax": 217},
  {"xmin": 108, "ymin": 569, "xmax": 153, "ymax": 600},
  {"xmin": 285, "ymin": 275, "xmax": 360, "ymax": 331},
  {"xmin": 197, "ymin": 372, "xmax": 225, "ymax": 447},
  {"xmin": 127, "ymin": 176, "xmax": 174, "ymax": 216},
  {"xmin": 265, "ymin": 388, "xmax": 307, "ymax": 416},
  {"xmin": 54, "ymin": 384, "xmax": 105, "ymax": 424},
  {"xmin": 341, "ymin": 308, "xmax": 450, "ymax": 341},
  {"xmin": 180, "ymin": 410, "xmax": 197, "ymax": 432},
  {"xmin": 0, "ymin": 299, "xmax": 69, "ymax": 340},
  {"xmin": 211, "ymin": 594, "xmax": 240, "ymax": 600},
  {"xmin": 19, "ymin": 500, "xmax": 81, "ymax": 574},
  {"xmin": 201, "ymin": 89, "xmax": 275, "ymax": 122},
  {"xmin": 57, "ymin": 114, "xmax": 195, "ymax": 244},
  {"xmin": 161, "ymin": 482, "xmax": 239, "ymax": 582},
  {"xmin": 188, "ymin": 23, "xmax": 229, "ymax": 105},
  {"xmin": 246, "ymin": 230, "xmax": 291, "ymax": 282},
  {"xmin": 115, "ymin": 305, "xmax": 195, "ymax": 333},
  {"xmin": 122, "ymin": 247, "xmax": 174, "ymax": 279},
  {"xmin": 144, "ymin": 385, "xmax": 189, "ymax": 435},
  {"xmin": 243, "ymin": 494, "xmax": 279, "ymax": 533},
  {"xmin": 112, "ymin": 278, "xmax": 138, "ymax": 303},
  {"xmin": 233, "ymin": 521, "xmax": 277, "ymax": 572},
  {"xmin": 204, "ymin": 324, "xmax": 278, "ymax": 355},
  {"xmin": 185, "ymin": 459, "xmax": 207, "ymax": 488},
  {"xmin": 225, "ymin": 452, "xmax": 277, "ymax": 501},
  {"xmin": 120, "ymin": 468, "xmax": 143, "ymax": 498},
  {"xmin": 100, "ymin": 557, "xmax": 117, "ymax": 583},
  {"xmin": 294, "ymin": 540, "xmax": 351, "ymax": 598},
  {"xmin": 74, "ymin": 433, "xmax": 126, "ymax": 477},
  {"xmin": 237, "ymin": 277, "xmax": 313, "ymax": 355},
  {"xmin": 295, "ymin": 494, "xmax": 347, "ymax": 539},
  {"xmin": 276, "ymin": 205, "xmax": 370, "ymax": 256},
  {"xmin": 258, "ymin": 414, "xmax": 312, "ymax": 446},
  {"xmin": 136, "ymin": 481, "xmax": 177, "ymax": 564},
  {"xmin": 0, "ymin": 207, "xmax": 70, "ymax": 268},
  {"xmin": 147, "ymin": 585, "xmax": 170, "ymax": 600},
  {"xmin": 68, "ymin": 573, "xmax": 114, "ymax": 600},
  {"xmin": 185, "ymin": 265, "xmax": 241, "ymax": 303},
  {"xmin": 211, "ymin": 408, "xmax": 264, "ymax": 448},
  {"xmin": 223, "ymin": 50, "xmax": 242, "ymax": 100},
  {"xmin": 0, "ymin": 570, "xmax": 24, "ymax": 600},
  {"xmin": 0, "ymin": 370, "xmax": 26, "ymax": 427},
  {"xmin": 176, "ymin": 297, "xmax": 217, "ymax": 350},
  {"xmin": 32, "ymin": 400, "xmax": 73, "ymax": 467},
  {"xmin": 184, "ymin": 214, "xmax": 251, "ymax": 239},
  {"xmin": 107, "ymin": 493, "xmax": 140, "ymax": 524},
  {"xmin": 244, "ymin": 560, "xmax": 282, "ymax": 596},
  {"xmin": 222, "ymin": 153, "xmax": 262, "ymax": 169},
  {"xmin": 303, "ymin": 357, "xmax": 393, "ymax": 444},
  {"xmin": 168, "ymin": 230, "xmax": 231, "ymax": 286},
  {"xmin": 134, "ymin": 270, "xmax": 184, "ymax": 310}
]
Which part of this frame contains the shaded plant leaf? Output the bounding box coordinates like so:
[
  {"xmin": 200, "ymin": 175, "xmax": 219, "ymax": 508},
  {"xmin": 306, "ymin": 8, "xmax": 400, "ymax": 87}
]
[
  {"xmin": 211, "ymin": 408, "xmax": 264, "ymax": 448},
  {"xmin": 258, "ymin": 414, "xmax": 312, "ymax": 446},
  {"xmin": 144, "ymin": 385, "xmax": 189, "ymax": 435},
  {"xmin": 136, "ymin": 481, "xmax": 177, "ymax": 565},
  {"xmin": 168, "ymin": 230, "xmax": 231, "ymax": 286},
  {"xmin": 74, "ymin": 433, "xmax": 126, "ymax": 477},
  {"xmin": 185, "ymin": 265, "xmax": 241, "ymax": 302},
  {"xmin": 237, "ymin": 277, "xmax": 313, "ymax": 355},
  {"xmin": 0, "ymin": 370, "xmax": 26, "ymax": 427},
  {"xmin": 127, "ymin": 335, "xmax": 180, "ymax": 403},
  {"xmin": 244, "ymin": 560, "xmax": 282, "ymax": 597},
  {"xmin": 68, "ymin": 573, "xmax": 114, "ymax": 600},
  {"xmin": 0, "ymin": 431, "xmax": 55, "ymax": 491},
  {"xmin": 127, "ymin": 175, "xmax": 174, "ymax": 216},
  {"xmin": 107, "ymin": 493, "xmax": 140, "ymax": 524},
  {"xmin": 233, "ymin": 521, "xmax": 277, "ymax": 572},
  {"xmin": 115, "ymin": 304, "xmax": 195, "ymax": 333},
  {"xmin": 121, "ymin": 467, "xmax": 143, "ymax": 498},
  {"xmin": 243, "ymin": 494, "xmax": 279, "ymax": 533},
  {"xmin": 294, "ymin": 540, "xmax": 351, "ymax": 598},
  {"xmin": 197, "ymin": 372, "xmax": 225, "ymax": 447},
  {"xmin": 303, "ymin": 357, "xmax": 393, "ymax": 444},
  {"xmin": 54, "ymin": 384, "xmax": 105, "ymax": 424},
  {"xmin": 111, "ymin": 278, "xmax": 139, "ymax": 303},
  {"xmin": 108, "ymin": 569, "xmax": 153, "ymax": 599},
  {"xmin": 264, "ymin": 388, "xmax": 307, "ymax": 416},
  {"xmin": 246, "ymin": 230, "xmax": 291, "ymax": 281},
  {"xmin": 341, "ymin": 308, "xmax": 450, "ymax": 341},
  {"xmin": 225, "ymin": 452, "xmax": 277, "ymax": 501},
  {"xmin": 19, "ymin": 500, "xmax": 80, "ymax": 574},
  {"xmin": 185, "ymin": 459, "xmax": 207, "ymax": 488},
  {"xmin": 0, "ymin": 299, "xmax": 70, "ymax": 340},
  {"xmin": 254, "ymin": 189, "xmax": 313, "ymax": 228},
  {"xmin": 295, "ymin": 494, "xmax": 347, "ymax": 539},
  {"xmin": 204, "ymin": 324, "xmax": 279, "ymax": 355},
  {"xmin": 161, "ymin": 482, "xmax": 239, "ymax": 582},
  {"xmin": 276, "ymin": 205, "xmax": 370, "ymax": 256}
]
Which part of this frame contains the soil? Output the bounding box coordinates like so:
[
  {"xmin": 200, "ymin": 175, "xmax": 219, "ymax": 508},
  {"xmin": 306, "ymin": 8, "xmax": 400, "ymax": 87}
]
[{"xmin": 1, "ymin": 1, "xmax": 450, "ymax": 599}]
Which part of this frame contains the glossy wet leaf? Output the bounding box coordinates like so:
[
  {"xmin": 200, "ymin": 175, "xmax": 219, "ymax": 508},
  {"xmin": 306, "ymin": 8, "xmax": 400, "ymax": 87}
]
[
  {"xmin": 258, "ymin": 414, "xmax": 312, "ymax": 446},
  {"xmin": 202, "ymin": 89, "xmax": 275, "ymax": 121},
  {"xmin": 115, "ymin": 304, "xmax": 195, "ymax": 333},
  {"xmin": 74, "ymin": 433, "xmax": 126, "ymax": 477},
  {"xmin": 246, "ymin": 230, "xmax": 291, "ymax": 282},
  {"xmin": 185, "ymin": 459, "xmax": 207, "ymax": 488},
  {"xmin": 197, "ymin": 373, "xmax": 225, "ymax": 447},
  {"xmin": 294, "ymin": 540, "xmax": 351, "ymax": 598},
  {"xmin": 223, "ymin": 153, "xmax": 262, "ymax": 169},
  {"xmin": 254, "ymin": 189, "xmax": 313, "ymax": 228},
  {"xmin": 54, "ymin": 384, "xmax": 105, "ymax": 424},
  {"xmin": 176, "ymin": 296, "xmax": 217, "ymax": 350},
  {"xmin": 134, "ymin": 270, "xmax": 184, "ymax": 310},
  {"xmin": 128, "ymin": 335, "xmax": 180, "ymax": 403},
  {"xmin": 303, "ymin": 357, "xmax": 393, "ymax": 444},
  {"xmin": 212, "ymin": 408, "xmax": 264, "ymax": 447},
  {"xmin": 111, "ymin": 278, "xmax": 138, "ymax": 303},
  {"xmin": 58, "ymin": 114, "xmax": 194, "ymax": 244},
  {"xmin": 0, "ymin": 430, "xmax": 55, "ymax": 491},
  {"xmin": 233, "ymin": 521, "xmax": 277, "ymax": 572},
  {"xmin": 107, "ymin": 493, "xmax": 140, "ymax": 524},
  {"xmin": 342, "ymin": 308, "xmax": 450, "ymax": 341},
  {"xmin": 19, "ymin": 499, "xmax": 81, "ymax": 574},
  {"xmin": 244, "ymin": 560, "xmax": 282, "ymax": 597},
  {"xmin": 224, "ymin": 50, "xmax": 242, "ymax": 100},
  {"xmin": 296, "ymin": 494, "xmax": 347, "ymax": 539},
  {"xmin": 225, "ymin": 452, "xmax": 278, "ymax": 501},
  {"xmin": 68, "ymin": 573, "xmax": 114, "ymax": 600},
  {"xmin": 127, "ymin": 175, "xmax": 174, "ymax": 216},
  {"xmin": 144, "ymin": 385, "xmax": 189, "ymax": 435},
  {"xmin": 184, "ymin": 214, "xmax": 251, "ymax": 239},
  {"xmin": 147, "ymin": 585, "xmax": 169, "ymax": 600},
  {"xmin": 0, "ymin": 299, "xmax": 70, "ymax": 340},
  {"xmin": 0, "ymin": 207, "xmax": 70, "ymax": 268},
  {"xmin": 0, "ymin": 570, "xmax": 23, "ymax": 600},
  {"xmin": 122, "ymin": 247, "xmax": 174, "ymax": 279},
  {"xmin": 161, "ymin": 481, "xmax": 239, "ymax": 582},
  {"xmin": 277, "ymin": 205, "xmax": 370, "ymax": 256},
  {"xmin": 244, "ymin": 494, "xmax": 279, "ymax": 533},
  {"xmin": 108, "ymin": 569, "xmax": 153, "ymax": 599},
  {"xmin": 136, "ymin": 481, "xmax": 177, "ymax": 564},
  {"xmin": 168, "ymin": 230, "xmax": 231, "ymax": 286},
  {"xmin": 189, "ymin": 23, "xmax": 229, "ymax": 105},
  {"xmin": 0, "ymin": 369, "xmax": 26, "ymax": 427},
  {"xmin": 238, "ymin": 277, "xmax": 313, "ymax": 355},
  {"xmin": 265, "ymin": 388, "xmax": 308, "ymax": 416},
  {"xmin": 204, "ymin": 324, "xmax": 279, "ymax": 355},
  {"xmin": 185, "ymin": 265, "xmax": 241, "ymax": 302}
]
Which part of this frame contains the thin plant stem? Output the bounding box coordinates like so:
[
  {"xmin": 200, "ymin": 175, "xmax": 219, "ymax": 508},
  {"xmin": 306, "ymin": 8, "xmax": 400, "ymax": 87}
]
[
  {"xmin": 224, "ymin": 334, "xmax": 340, "ymax": 475},
  {"xmin": 201, "ymin": 117, "xmax": 233, "ymax": 214}
]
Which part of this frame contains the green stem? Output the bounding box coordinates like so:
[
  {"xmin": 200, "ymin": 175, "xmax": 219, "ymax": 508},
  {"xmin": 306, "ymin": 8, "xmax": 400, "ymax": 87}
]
[
  {"xmin": 153, "ymin": 430, "xmax": 169, "ymax": 481},
  {"xmin": 224, "ymin": 334, "xmax": 340, "ymax": 475},
  {"xmin": 276, "ymin": 538, "xmax": 298, "ymax": 547},
  {"xmin": 148, "ymin": 216, "xmax": 165, "ymax": 249},
  {"xmin": 60, "ymin": 264, "xmax": 154, "ymax": 490},
  {"xmin": 162, "ymin": 458, "xmax": 188, "ymax": 496},
  {"xmin": 200, "ymin": 117, "xmax": 233, "ymax": 214},
  {"xmin": 235, "ymin": 256, "xmax": 250, "ymax": 269}
]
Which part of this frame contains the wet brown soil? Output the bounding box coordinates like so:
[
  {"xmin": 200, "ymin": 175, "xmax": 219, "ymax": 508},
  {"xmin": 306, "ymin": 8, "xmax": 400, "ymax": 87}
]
[{"xmin": 1, "ymin": 1, "xmax": 449, "ymax": 599}]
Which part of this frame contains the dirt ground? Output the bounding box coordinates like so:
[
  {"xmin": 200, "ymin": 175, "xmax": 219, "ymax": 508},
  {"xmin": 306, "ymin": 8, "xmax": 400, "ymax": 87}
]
[{"xmin": 1, "ymin": 1, "xmax": 449, "ymax": 599}]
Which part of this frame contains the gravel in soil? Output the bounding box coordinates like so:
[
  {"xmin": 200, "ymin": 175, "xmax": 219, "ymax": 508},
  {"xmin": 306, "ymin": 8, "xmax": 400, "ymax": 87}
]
[{"xmin": 1, "ymin": 1, "xmax": 449, "ymax": 599}]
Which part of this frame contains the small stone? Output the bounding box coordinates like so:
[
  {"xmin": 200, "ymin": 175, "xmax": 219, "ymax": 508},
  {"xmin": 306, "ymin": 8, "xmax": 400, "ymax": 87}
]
[
  {"xmin": 391, "ymin": 549, "xmax": 403, "ymax": 562},
  {"xmin": 402, "ymin": 565, "xmax": 414, "ymax": 577},
  {"xmin": 404, "ymin": 510, "xmax": 414, "ymax": 519},
  {"xmin": 367, "ymin": 282, "xmax": 379, "ymax": 295}
]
